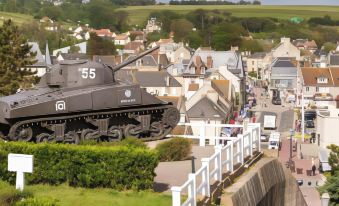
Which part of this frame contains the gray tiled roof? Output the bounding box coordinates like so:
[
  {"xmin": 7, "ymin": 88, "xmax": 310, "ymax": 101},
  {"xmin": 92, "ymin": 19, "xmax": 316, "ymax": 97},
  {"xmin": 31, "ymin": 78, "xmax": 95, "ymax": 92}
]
[
  {"xmin": 329, "ymin": 54, "xmax": 339, "ymax": 66},
  {"xmin": 28, "ymin": 42, "xmax": 46, "ymax": 67},
  {"xmin": 125, "ymin": 55, "xmax": 158, "ymax": 67},
  {"xmin": 187, "ymin": 97, "xmax": 227, "ymax": 119},
  {"xmin": 60, "ymin": 53, "xmax": 89, "ymax": 60},
  {"xmin": 93, "ymin": 55, "xmax": 115, "ymax": 67},
  {"xmin": 271, "ymin": 58, "xmax": 297, "ymax": 77},
  {"xmin": 248, "ymin": 52, "xmax": 266, "ymax": 59},
  {"xmin": 135, "ymin": 71, "xmax": 181, "ymax": 87}
]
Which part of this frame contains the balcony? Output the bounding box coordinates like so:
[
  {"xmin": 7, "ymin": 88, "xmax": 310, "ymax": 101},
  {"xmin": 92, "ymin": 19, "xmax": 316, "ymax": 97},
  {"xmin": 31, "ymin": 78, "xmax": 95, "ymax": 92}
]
[{"xmin": 314, "ymin": 93, "xmax": 333, "ymax": 101}]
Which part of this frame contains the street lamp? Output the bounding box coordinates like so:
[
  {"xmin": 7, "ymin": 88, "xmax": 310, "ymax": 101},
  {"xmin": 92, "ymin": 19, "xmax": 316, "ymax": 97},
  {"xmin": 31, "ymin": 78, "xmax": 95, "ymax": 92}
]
[{"xmin": 289, "ymin": 129, "xmax": 295, "ymax": 169}]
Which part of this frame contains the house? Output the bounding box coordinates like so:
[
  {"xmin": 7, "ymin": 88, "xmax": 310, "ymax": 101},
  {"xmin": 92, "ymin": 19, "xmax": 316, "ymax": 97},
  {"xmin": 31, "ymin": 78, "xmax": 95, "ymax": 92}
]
[
  {"xmin": 172, "ymin": 44, "xmax": 191, "ymax": 63},
  {"xmin": 114, "ymin": 34, "xmax": 130, "ymax": 46},
  {"xmin": 185, "ymin": 82, "xmax": 232, "ymax": 144},
  {"xmin": 292, "ymin": 39, "xmax": 318, "ymax": 53},
  {"xmin": 301, "ymin": 67, "xmax": 339, "ymax": 108},
  {"xmin": 316, "ymin": 109, "xmax": 339, "ymax": 150},
  {"xmin": 25, "ymin": 42, "xmax": 52, "ymax": 77},
  {"xmin": 246, "ymin": 52, "xmax": 267, "ymax": 73},
  {"xmin": 269, "ymin": 58, "xmax": 298, "ymax": 99},
  {"xmin": 122, "ymin": 54, "xmax": 159, "ymax": 71},
  {"xmin": 93, "ymin": 55, "xmax": 116, "ymax": 67},
  {"xmin": 52, "ymin": 42, "xmax": 87, "ymax": 56},
  {"xmin": 123, "ymin": 41, "xmax": 145, "ymax": 54},
  {"xmin": 129, "ymin": 31, "xmax": 145, "ymax": 43},
  {"xmin": 272, "ymin": 37, "xmax": 301, "ymax": 61},
  {"xmin": 57, "ymin": 53, "xmax": 89, "ymax": 61},
  {"xmin": 91, "ymin": 29, "xmax": 116, "ymax": 38},
  {"xmin": 134, "ymin": 71, "xmax": 182, "ymax": 96},
  {"xmin": 327, "ymin": 53, "xmax": 339, "ymax": 67},
  {"xmin": 144, "ymin": 17, "xmax": 161, "ymax": 34}
]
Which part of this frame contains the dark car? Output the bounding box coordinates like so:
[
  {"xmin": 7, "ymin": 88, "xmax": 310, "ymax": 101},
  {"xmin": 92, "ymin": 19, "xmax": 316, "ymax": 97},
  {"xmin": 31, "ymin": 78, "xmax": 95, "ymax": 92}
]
[
  {"xmin": 305, "ymin": 120, "xmax": 315, "ymax": 128},
  {"xmin": 272, "ymin": 98, "xmax": 282, "ymax": 105},
  {"xmin": 305, "ymin": 110, "xmax": 317, "ymax": 121}
]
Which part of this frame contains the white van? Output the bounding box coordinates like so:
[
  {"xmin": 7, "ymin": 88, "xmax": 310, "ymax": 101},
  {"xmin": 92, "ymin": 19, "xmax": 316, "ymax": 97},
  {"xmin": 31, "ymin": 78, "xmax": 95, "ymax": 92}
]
[{"xmin": 268, "ymin": 132, "xmax": 280, "ymax": 149}]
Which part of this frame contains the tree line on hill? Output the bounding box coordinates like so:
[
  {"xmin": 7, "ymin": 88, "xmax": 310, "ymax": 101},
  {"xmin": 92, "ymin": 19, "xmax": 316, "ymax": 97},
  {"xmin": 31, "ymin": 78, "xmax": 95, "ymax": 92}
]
[{"xmin": 169, "ymin": 0, "xmax": 261, "ymax": 5}]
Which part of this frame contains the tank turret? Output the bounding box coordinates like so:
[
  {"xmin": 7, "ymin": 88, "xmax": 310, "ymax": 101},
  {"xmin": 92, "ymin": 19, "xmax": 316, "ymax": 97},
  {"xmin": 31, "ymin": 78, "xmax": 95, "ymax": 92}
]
[{"xmin": 0, "ymin": 46, "xmax": 180, "ymax": 144}]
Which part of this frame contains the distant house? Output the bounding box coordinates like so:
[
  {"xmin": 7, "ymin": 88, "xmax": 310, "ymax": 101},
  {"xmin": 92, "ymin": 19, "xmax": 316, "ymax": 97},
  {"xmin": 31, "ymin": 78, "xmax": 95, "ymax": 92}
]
[
  {"xmin": 269, "ymin": 57, "xmax": 298, "ymax": 99},
  {"xmin": 246, "ymin": 52, "xmax": 267, "ymax": 73},
  {"xmin": 93, "ymin": 55, "xmax": 116, "ymax": 67},
  {"xmin": 57, "ymin": 53, "xmax": 89, "ymax": 61},
  {"xmin": 122, "ymin": 54, "xmax": 159, "ymax": 71},
  {"xmin": 91, "ymin": 28, "xmax": 116, "ymax": 38},
  {"xmin": 328, "ymin": 53, "xmax": 339, "ymax": 67},
  {"xmin": 114, "ymin": 34, "xmax": 130, "ymax": 46},
  {"xmin": 272, "ymin": 37, "xmax": 301, "ymax": 61},
  {"xmin": 123, "ymin": 41, "xmax": 145, "ymax": 54},
  {"xmin": 134, "ymin": 71, "xmax": 182, "ymax": 96},
  {"xmin": 301, "ymin": 67, "xmax": 339, "ymax": 108},
  {"xmin": 144, "ymin": 17, "xmax": 161, "ymax": 34},
  {"xmin": 292, "ymin": 39, "xmax": 318, "ymax": 53},
  {"xmin": 52, "ymin": 42, "xmax": 87, "ymax": 56},
  {"xmin": 130, "ymin": 30, "xmax": 145, "ymax": 43}
]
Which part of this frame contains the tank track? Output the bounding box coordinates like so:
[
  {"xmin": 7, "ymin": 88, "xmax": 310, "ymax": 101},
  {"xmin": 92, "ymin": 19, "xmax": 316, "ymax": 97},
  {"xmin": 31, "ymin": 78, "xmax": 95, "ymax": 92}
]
[{"xmin": 6, "ymin": 105, "xmax": 180, "ymax": 144}]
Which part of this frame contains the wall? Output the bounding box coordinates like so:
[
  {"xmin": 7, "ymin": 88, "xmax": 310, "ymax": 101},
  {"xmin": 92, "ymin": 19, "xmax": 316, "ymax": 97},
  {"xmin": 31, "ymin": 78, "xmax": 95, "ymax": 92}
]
[
  {"xmin": 316, "ymin": 109, "xmax": 339, "ymax": 150},
  {"xmin": 221, "ymin": 158, "xmax": 307, "ymax": 206}
]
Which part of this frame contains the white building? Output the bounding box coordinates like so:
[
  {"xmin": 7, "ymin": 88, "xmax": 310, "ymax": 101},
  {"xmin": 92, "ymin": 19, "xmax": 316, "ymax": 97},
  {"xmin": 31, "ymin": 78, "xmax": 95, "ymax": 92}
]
[
  {"xmin": 316, "ymin": 109, "xmax": 339, "ymax": 149},
  {"xmin": 272, "ymin": 37, "xmax": 301, "ymax": 61}
]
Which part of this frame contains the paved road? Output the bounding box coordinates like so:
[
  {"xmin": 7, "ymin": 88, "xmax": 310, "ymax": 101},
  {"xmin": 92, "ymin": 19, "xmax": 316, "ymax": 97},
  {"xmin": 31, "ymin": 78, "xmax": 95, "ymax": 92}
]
[{"xmin": 278, "ymin": 109, "xmax": 294, "ymax": 132}]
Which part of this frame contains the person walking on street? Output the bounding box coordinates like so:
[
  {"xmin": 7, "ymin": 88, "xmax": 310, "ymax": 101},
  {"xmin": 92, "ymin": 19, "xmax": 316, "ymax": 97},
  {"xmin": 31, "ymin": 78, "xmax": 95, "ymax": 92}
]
[{"xmin": 312, "ymin": 164, "xmax": 316, "ymax": 176}]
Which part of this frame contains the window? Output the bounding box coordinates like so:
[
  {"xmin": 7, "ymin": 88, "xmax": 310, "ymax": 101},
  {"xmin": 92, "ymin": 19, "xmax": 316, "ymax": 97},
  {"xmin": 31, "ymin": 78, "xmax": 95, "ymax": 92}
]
[
  {"xmin": 317, "ymin": 77, "xmax": 328, "ymax": 84},
  {"xmin": 316, "ymin": 87, "xmax": 319, "ymax": 92},
  {"xmin": 201, "ymin": 67, "xmax": 206, "ymax": 74},
  {"xmin": 252, "ymin": 61, "xmax": 255, "ymax": 65},
  {"xmin": 306, "ymin": 87, "xmax": 309, "ymax": 92}
]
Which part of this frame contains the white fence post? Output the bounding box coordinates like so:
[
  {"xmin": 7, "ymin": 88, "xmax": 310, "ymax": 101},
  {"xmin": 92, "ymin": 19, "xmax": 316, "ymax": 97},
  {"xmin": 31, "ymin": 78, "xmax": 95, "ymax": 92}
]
[
  {"xmin": 229, "ymin": 141, "xmax": 234, "ymax": 172},
  {"xmin": 171, "ymin": 186, "xmax": 182, "ymax": 206},
  {"xmin": 249, "ymin": 131, "xmax": 253, "ymax": 157},
  {"xmin": 258, "ymin": 125, "xmax": 261, "ymax": 152},
  {"xmin": 199, "ymin": 122, "xmax": 206, "ymax": 146},
  {"xmin": 214, "ymin": 145, "xmax": 222, "ymax": 181},
  {"xmin": 188, "ymin": 174, "xmax": 197, "ymax": 206},
  {"xmin": 240, "ymin": 135, "xmax": 244, "ymax": 164},
  {"xmin": 201, "ymin": 158, "xmax": 211, "ymax": 197}
]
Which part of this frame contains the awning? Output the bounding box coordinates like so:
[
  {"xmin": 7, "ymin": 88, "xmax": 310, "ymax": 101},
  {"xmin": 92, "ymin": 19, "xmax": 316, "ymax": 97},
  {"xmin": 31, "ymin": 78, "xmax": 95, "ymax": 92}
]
[
  {"xmin": 319, "ymin": 148, "xmax": 332, "ymax": 171},
  {"xmin": 320, "ymin": 162, "xmax": 332, "ymax": 172}
]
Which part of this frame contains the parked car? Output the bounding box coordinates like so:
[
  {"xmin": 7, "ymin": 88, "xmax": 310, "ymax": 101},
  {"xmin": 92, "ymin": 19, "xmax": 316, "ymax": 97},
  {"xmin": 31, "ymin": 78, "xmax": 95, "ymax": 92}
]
[
  {"xmin": 305, "ymin": 120, "xmax": 315, "ymax": 128},
  {"xmin": 260, "ymin": 134, "xmax": 269, "ymax": 142},
  {"xmin": 305, "ymin": 110, "xmax": 316, "ymax": 121},
  {"xmin": 272, "ymin": 98, "xmax": 282, "ymax": 105}
]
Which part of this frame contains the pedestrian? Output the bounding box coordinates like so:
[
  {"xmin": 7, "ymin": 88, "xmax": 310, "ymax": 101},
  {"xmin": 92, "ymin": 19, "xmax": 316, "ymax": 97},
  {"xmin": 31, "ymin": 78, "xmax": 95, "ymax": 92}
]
[{"xmin": 312, "ymin": 164, "xmax": 316, "ymax": 176}]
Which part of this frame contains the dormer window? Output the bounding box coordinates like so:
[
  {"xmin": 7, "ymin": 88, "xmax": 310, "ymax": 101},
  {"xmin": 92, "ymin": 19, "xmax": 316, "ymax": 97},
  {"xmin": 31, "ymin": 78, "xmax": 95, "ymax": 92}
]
[
  {"xmin": 201, "ymin": 67, "xmax": 206, "ymax": 74},
  {"xmin": 317, "ymin": 77, "xmax": 328, "ymax": 84}
]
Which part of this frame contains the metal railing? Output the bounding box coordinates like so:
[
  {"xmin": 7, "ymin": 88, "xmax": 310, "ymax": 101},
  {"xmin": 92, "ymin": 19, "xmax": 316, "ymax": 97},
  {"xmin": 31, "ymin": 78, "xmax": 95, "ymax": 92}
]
[{"xmin": 170, "ymin": 122, "xmax": 261, "ymax": 206}]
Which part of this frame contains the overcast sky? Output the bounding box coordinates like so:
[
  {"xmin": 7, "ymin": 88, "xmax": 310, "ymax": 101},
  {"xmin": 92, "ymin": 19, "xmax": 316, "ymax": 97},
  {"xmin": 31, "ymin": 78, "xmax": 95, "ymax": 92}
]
[{"xmin": 157, "ymin": 0, "xmax": 339, "ymax": 5}]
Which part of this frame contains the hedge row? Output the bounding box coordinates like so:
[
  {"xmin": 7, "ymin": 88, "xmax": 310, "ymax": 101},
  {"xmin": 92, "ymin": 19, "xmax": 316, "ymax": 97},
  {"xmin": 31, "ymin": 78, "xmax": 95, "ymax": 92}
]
[{"xmin": 0, "ymin": 142, "xmax": 159, "ymax": 190}]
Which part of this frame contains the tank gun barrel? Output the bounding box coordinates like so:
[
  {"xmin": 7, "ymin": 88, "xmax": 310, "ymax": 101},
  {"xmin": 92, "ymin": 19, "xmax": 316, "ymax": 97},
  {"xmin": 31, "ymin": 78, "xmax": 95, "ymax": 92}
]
[{"xmin": 112, "ymin": 46, "xmax": 160, "ymax": 72}]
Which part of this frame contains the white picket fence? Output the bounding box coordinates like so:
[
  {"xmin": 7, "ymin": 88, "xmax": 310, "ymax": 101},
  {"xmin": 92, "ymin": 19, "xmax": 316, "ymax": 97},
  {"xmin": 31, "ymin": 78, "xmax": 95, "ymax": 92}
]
[{"xmin": 170, "ymin": 122, "xmax": 261, "ymax": 206}]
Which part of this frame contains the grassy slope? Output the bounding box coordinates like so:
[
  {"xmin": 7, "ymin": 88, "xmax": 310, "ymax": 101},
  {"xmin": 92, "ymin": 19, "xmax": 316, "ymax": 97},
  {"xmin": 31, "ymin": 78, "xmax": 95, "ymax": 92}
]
[
  {"xmin": 0, "ymin": 11, "xmax": 33, "ymax": 25},
  {"xmin": 0, "ymin": 181, "xmax": 172, "ymax": 206},
  {"xmin": 118, "ymin": 5, "xmax": 339, "ymax": 25}
]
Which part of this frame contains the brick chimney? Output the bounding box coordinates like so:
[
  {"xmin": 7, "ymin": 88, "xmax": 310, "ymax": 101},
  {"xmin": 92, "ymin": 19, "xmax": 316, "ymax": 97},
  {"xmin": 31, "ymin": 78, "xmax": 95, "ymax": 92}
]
[
  {"xmin": 195, "ymin": 55, "xmax": 202, "ymax": 67},
  {"xmin": 206, "ymin": 55, "xmax": 213, "ymax": 69}
]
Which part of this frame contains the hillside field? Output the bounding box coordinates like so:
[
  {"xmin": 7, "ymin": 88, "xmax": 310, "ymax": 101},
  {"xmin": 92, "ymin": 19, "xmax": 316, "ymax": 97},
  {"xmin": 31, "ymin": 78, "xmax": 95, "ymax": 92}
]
[
  {"xmin": 118, "ymin": 5, "xmax": 339, "ymax": 25},
  {"xmin": 0, "ymin": 11, "xmax": 33, "ymax": 25}
]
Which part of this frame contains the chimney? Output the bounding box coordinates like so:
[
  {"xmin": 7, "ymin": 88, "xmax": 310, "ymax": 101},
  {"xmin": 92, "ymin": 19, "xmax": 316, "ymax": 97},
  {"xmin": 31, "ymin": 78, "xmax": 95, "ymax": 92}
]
[
  {"xmin": 165, "ymin": 75, "xmax": 170, "ymax": 87},
  {"xmin": 281, "ymin": 37, "xmax": 290, "ymax": 44},
  {"xmin": 206, "ymin": 55, "xmax": 213, "ymax": 69}
]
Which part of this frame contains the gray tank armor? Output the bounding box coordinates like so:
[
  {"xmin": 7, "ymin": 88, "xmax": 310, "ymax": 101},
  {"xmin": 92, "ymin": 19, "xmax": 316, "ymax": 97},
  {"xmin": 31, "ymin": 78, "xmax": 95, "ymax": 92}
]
[{"xmin": 0, "ymin": 46, "xmax": 180, "ymax": 143}]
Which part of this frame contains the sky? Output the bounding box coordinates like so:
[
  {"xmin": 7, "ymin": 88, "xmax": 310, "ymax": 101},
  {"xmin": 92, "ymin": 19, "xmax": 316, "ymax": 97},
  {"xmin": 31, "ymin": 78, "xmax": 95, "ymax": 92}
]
[{"xmin": 157, "ymin": 0, "xmax": 339, "ymax": 5}]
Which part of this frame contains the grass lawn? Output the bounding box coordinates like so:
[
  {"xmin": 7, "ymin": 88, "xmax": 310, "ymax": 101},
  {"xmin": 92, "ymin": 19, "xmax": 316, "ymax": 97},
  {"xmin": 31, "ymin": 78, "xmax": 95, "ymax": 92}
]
[
  {"xmin": 0, "ymin": 11, "xmax": 33, "ymax": 25},
  {"xmin": 0, "ymin": 181, "xmax": 172, "ymax": 206},
  {"xmin": 118, "ymin": 5, "xmax": 339, "ymax": 25}
]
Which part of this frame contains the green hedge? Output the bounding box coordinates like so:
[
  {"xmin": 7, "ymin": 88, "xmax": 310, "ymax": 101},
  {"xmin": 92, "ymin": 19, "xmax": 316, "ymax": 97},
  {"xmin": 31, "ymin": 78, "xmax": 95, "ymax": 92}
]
[
  {"xmin": 0, "ymin": 142, "xmax": 159, "ymax": 190},
  {"xmin": 155, "ymin": 137, "xmax": 192, "ymax": 162}
]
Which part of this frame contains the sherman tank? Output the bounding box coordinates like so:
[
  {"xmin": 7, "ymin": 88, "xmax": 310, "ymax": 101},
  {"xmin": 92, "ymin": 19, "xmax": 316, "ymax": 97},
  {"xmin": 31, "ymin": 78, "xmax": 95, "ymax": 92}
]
[{"xmin": 0, "ymin": 46, "xmax": 180, "ymax": 144}]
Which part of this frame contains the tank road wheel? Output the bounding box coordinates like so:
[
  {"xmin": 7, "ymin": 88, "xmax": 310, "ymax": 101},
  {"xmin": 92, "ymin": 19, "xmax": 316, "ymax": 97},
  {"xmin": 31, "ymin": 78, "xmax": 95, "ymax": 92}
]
[
  {"xmin": 162, "ymin": 107, "xmax": 180, "ymax": 128},
  {"xmin": 64, "ymin": 131, "xmax": 80, "ymax": 144},
  {"xmin": 124, "ymin": 124, "xmax": 141, "ymax": 139},
  {"xmin": 108, "ymin": 126, "xmax": 123, "ymax": 142},
  {"xmin": 150, "ymin": 122, "xmax": 164, "ymax": 138},
  {"xmin": 17, "ymin": 127, "xmax": 33, "ymax": 142},
  {"xmin": 81, "ymin": 129, "xmax": 97, "ymax": 141},
  {"xmin": 36, "ymin": 133, "xmax": 52, "ymax": 143}
]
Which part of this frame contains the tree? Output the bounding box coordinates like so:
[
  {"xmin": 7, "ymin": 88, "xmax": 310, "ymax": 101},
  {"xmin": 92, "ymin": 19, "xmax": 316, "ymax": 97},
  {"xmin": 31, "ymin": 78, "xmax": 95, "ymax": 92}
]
[
  {"xmin": 171, "ymin": 19, "xmax": 193, "ymax": 42},
  {"xmin": 185, "ymin": 32, "xmax": 203, "ymax": 49},
  {"xmin": 318, "ymin": 145, "xmax": 339, "ymax": 205},
  {"xmin": 87, "ymin": 33, "xmax": 116, "ymax": 56},
  {"xmin": 240, "ymin": 40, "xmax": 263, "ymax": 52},
  {"xmin": 323, "ymin": 42, "xmax": 337, "ymax": 53},
  {"xmin": 0, "ymin": 20, "xmax": 37, "ymax": 96}
]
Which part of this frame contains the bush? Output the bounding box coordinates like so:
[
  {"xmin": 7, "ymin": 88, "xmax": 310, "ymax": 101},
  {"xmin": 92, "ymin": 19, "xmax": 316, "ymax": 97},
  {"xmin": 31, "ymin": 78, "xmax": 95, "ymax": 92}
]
[
  {"xmin": 0, "ymin": 142, "xmax": 159, "ymax": 190},
  {"xmin": 155, "ymin": 138, "xmax": 192, "ymax": 162},
  {"xmin": 79, "ymin": 137, "xmax": 147, "ymax": 149}
]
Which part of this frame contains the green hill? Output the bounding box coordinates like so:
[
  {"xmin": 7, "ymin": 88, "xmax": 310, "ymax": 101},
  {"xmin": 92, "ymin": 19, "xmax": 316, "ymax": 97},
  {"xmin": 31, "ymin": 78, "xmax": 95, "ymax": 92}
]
[
  {"xmin": 0, "ymin": 11, "xmax": 34, "ymax": 25},
  {"xmin": 119, "ymin": 5, "xmax": 339, "ymax": 25}
]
